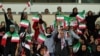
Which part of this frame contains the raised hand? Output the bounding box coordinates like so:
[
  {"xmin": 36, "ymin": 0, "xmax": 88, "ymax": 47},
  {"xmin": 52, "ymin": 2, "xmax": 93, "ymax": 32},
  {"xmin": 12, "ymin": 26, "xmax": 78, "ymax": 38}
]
[
  {"xmin": 2, "ymin": 8, "xmax": 5, "ymax": 13},
  {"xmin": 23, "ymin": 7, "xmax": 27, "ymax": 12}
]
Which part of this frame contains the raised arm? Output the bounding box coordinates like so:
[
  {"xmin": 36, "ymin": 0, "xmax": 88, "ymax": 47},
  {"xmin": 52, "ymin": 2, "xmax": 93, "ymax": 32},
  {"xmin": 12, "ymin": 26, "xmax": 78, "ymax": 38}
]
[
  {"xmin": 20, "ymin": 7, "xmax": 27, "ymax": 21},
  {"xmin": 2, "ymin": 8, "xmax": 9, "ymax": 22}
]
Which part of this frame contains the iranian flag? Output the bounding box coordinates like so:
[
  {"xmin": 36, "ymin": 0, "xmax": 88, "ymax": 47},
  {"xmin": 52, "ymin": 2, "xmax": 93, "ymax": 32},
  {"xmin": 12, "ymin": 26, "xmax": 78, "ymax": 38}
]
[
  {"xmin": 26, "ymin": 1, "xmax": 32, "ymax": 7},
  {"xmin": 63, "ymin": 16, "xmax": 70, "ymax": 28},
  {"xmin": 32, "ymin": 15, "xmax": 39, "ymax": 22},
  {"xmin": 70, "ymin": 17, "xmax": 78, "ymax": 27},
  {"xmin": 1, "ymin": 32, "xmax": 19, "ymax": 47},
  {"xmin": 76, "ymin": 10, "xmax": 85, "ymax": 22},
  {"xmin": 37, "ymin": 34, "xmax": 47, "ymax": 43},
  {"xmin": 79, "ymin": 24, "xmax": 86, "ymax": 29},
  {"xmin": 1, "ymin": 33, "xmax": 8, "ymax": 47},
  {"xmin": 56, "ymin": 15, "xmax": 64, "ymax": 21},
  {"xmin": 0, "ymin": 3, "xmax": 3, "ymax": 8},
  {"xmin": 73, "ymin": 42, "xmax": 81, "ymax": 53},
  {"xmin": 20, "ymin": 20, "xmax": 29, "ymax": 28},
  {"xmin": 11, "ymin": 34, "xmax": 19, "ymax": 43},
  {"xmin": 24, "ymin": 34, "xmax": 32, "ymax": 50}
]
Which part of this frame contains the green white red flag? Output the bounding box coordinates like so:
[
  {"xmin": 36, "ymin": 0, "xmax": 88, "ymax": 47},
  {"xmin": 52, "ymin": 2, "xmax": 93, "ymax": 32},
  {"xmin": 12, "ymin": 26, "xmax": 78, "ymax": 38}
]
[
  {"xmin": 37, "ymin": 34, "xmax": 47, "ymax": 44},
  {"xmin": 1, "ymin": 32, "xmax": 19, "ymax": 47},
  {"xmin": 0, "ymin": 3, "xmax": 3, "ymax": 8},
  {"xmin": 73, "ymin": 42, "xmax": 81, "ymax": 53},
  {"xmin": 20, "ymin": 20, "xmax": 29, "ymax": 28},
  {"xmin": 32, "ymin": 15, "xmax": 39, "ymax": 22},
  {"xmin": 26, "ymin": 1, "xmax": 32, "ymax": 7},
  {"xmin": 70, "ymin": 17, "xmax": 78, "ymax": 27},
  {"xmin": 76, "ymin": 10, "xmax": 85, "ymax": 22},
  {"xmin": 79, "ymin": 23, "xmax": 86, "ymax": 29},
  {"xmin": 56, "ymin": 15, "xmax": 64, "ymax": 21}
]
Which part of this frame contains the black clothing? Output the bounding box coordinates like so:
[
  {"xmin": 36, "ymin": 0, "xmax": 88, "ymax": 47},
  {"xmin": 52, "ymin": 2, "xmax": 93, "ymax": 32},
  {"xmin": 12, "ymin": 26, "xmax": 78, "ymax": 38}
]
[
  {"xmin": 70, "ymin": 12, "xmax": 78, "ymax": 17},
  {"xmin": 85, "ymin": 15, "xmax": 100, "ymax": 32},
  {"xmin": 4, "ymin": 13, "xmax": 14, "ymax": 32}
]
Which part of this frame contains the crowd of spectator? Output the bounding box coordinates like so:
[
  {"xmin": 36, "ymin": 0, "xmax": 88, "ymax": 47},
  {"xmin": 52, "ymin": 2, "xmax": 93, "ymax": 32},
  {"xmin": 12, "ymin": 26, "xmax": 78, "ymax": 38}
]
[{"xmin": 0, "ymin": 6, "xmax": 100, "ymax": 56}]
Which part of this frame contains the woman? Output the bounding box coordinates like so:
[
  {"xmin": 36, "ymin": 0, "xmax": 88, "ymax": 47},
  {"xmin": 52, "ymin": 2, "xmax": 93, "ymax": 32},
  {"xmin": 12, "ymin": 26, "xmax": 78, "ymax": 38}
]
[
  {"xmin": 85, "ymin": 11, "xmax": 100, "ymax": 32},
  {"xmin": 19, "ymin": 7, "xmax": 31, "ymax": 34},
  {"xmin": 0, "ymin": 21, "xmax": 6, "ymax": 56},
  {"xmin": 70, "ymin": 7, "xmax": 78, "ymax": 17},
  {"xmin": 33, "ymin": 14, "xmax": 46, "ymax": 41},
  {"xmin": 34, "ymin": 45, "xmax": 50, "ymax": 56},
  {"xmin": 94, "ymin": 44, "xmax": 100, "ymax": 56},
  {"xmin": 75, "ymin": 44, "xmax": 91, "ymax": 56}
]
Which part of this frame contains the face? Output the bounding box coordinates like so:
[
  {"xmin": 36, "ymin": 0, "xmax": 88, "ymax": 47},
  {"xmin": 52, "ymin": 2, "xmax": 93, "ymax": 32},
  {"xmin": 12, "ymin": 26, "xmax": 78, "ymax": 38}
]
[
  {"xmin": 45, "ymin": 9, "xmax": 49, "ymax": 14},
  {"xmin": 1, "ymin": 22, "xmax": 5, "ymax": 26},
  {"xmin": 97, "ymin": 45, "xmax": 100, "ymax": 51},
  {"xmin": 81, "ymin": 45, "xmax": 87, "ymax": 51},
  {"xmin": 23, "ymin": 13, "xmax": 28, "ymax": 19},
  {"xmin": 7, "ymin": 9, "xmax": 11, "ymax": 14},
  {"xmin": 46, "ymin": 28, "xmax": 51, "ymax": 34},
  {"xmin": 59, "ymin": 30, "xmax": 64, "ymax": 38},
  {"xmin": 10, "ymin": 28, "xmax": 15, "ymax": 32},
  {"xmin": 57, "ymin": 7, "xmax": 61, "ymax": 12},
  {"xmin": 88, "ymin": 11, "xmax": 93, "ymax": 16},
  {"xmin": 95, "ymin": 24, "xmax": 100, "ymax": 30},
  {"xmin": 40, "ymin": 48, "xmax": 47, "ymax": 55},
  {"xmin": 73, "ymin": 8, "xmax": 78, "ymax": 13}
]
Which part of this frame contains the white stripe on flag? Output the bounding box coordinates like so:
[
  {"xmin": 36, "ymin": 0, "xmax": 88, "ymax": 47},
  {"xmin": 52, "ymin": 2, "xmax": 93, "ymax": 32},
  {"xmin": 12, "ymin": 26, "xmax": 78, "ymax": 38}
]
[
  {"xmin": 11, "ymin": 37, "xmax": 19, "ymax": 42},
  {"xmin": 24, "ymin": 44, "xmax": 30, "ymax": 50},
  {"xmin": 76, "ymin": 15, "xmax": 84, "ymax": 22}
]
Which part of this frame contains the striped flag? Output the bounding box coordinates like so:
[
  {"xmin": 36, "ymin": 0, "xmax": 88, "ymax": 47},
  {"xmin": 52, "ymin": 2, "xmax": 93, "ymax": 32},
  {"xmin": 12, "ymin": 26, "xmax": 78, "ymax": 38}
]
[
  {"xmin": 63, "ymin": 16, "xmax": 70, "ymax": 28},
  {"xmin": 70, "ymin": 17, "xmax": 78, "ymax": 27},
  {"xmin": 0, "ymin": 3, "xmax": 3, "ymax": 8},
  {"xmin": 20, "ymin": 20, "xmax": 29, "ymax": 28},
  {"xmin": 23, "ymin": 34, "xmax": 32, "ymax": 50},
  {"xmin": 1, "ymin": 32, "xmax": 19, "ymax": 47},
  {"xmin": 26, "ymin": 1, "xmax": 32, "ymax": 7},
  {"xmin": 11, "ymin": 33, "xmax": 19, "ymax": 42},
  {"xmin": 37, "ymin": 34, "xmax": 47, "ymax": 43},
  {"xmin": 79, "ymin": 23, "xmax": 86, "ymax": 29},
  {"xmin": 32, "ymin": 15, "xmax": 39, "ymax": 22},
  {"xmin": 56, "ymin": 15, "xmax": 64, "ymax": 21},
  {"xmin": 76, "ymin": 10, "xmax": 85, "ymax": 22},
  {"xmin": 73, "ymin": 42, "xmax": 81, "ymax": 53}
]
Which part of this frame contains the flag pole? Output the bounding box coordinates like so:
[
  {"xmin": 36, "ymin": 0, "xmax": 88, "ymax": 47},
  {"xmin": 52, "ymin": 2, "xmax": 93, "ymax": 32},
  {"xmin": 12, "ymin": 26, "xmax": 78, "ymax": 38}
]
[{"xmin": 30, "ymin": 0, "xmax": 31, "ymax": 13}]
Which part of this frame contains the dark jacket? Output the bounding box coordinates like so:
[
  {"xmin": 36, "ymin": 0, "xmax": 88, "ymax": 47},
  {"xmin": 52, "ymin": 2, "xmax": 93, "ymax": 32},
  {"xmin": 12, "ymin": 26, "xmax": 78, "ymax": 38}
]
[
  {"xmin": 54, "ymin": 34, "xmax": 70, "ymax": 56},
  {"xmin": 85, "ymin": 15, "xmax": 100, "ymax": 32},
  {"xmin": 19, "ymin": 12, "xmax": 31, "ymax": 34},
  {"xmin": 4, "ymin": 13, "xmax": 14, "ymax": 32}
]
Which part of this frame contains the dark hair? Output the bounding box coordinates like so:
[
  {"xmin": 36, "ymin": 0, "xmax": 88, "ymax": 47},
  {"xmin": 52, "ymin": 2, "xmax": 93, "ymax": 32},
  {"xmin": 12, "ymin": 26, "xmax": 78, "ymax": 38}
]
[
  {"xmin": 38, "ymin": 45, "xmax": 47, "ymax": 55},
  {"xmin": 87, "ymin": 11, "xmax": 93, "ymax": 16},
  {"xmin": 7, "ymin": 8, "xmax": 11, "ymax": 11}
]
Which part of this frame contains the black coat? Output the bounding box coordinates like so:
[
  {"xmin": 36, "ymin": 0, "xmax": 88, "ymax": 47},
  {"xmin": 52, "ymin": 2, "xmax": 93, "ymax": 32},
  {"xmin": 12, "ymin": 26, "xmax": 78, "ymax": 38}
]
[
  {"xmin": 4, "ymin": 13, "xmax": 14, "ymax": 32},
  {"xmin": 93, "ymin": 51, "xmax": 100, "ymax": 56},
  {"xmin": 85, "ymin": 15, "xmax": 100, "ymax": 32},
  {"xmin": 55, "ymin": 36, "xmax": 70, "ymax": 56},
  {"xmin": 70, "ymin": 12, "xmax": 78, "ymax": 17}
]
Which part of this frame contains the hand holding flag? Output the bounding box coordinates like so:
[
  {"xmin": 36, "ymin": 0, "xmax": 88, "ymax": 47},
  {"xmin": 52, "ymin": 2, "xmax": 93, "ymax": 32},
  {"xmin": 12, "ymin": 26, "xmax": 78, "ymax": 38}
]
[
  {"xmin": 0, "ymin": 3, "xmax": 3, "ymax": 8},
  {"xmin": 26, "ymin": 1, "xmax": 33, "ymax": 8},
  {"xmin": 76, "ymin": 10, "xmax": 85, "ymax": 22}
]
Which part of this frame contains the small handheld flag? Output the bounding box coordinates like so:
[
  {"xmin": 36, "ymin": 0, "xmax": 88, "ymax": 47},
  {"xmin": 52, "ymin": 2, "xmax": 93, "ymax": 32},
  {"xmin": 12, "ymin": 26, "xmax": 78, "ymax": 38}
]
[
  {"xmin": 76, "ymin": 10, "xmax": 85, "ymax": 22},
  {"xmin": 0, "ymin": 3, "xmax": 3, "ymax": 8},
  {"xmin": 37, "ymin": 34, "xmax": 47, "ymax": 44}
]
